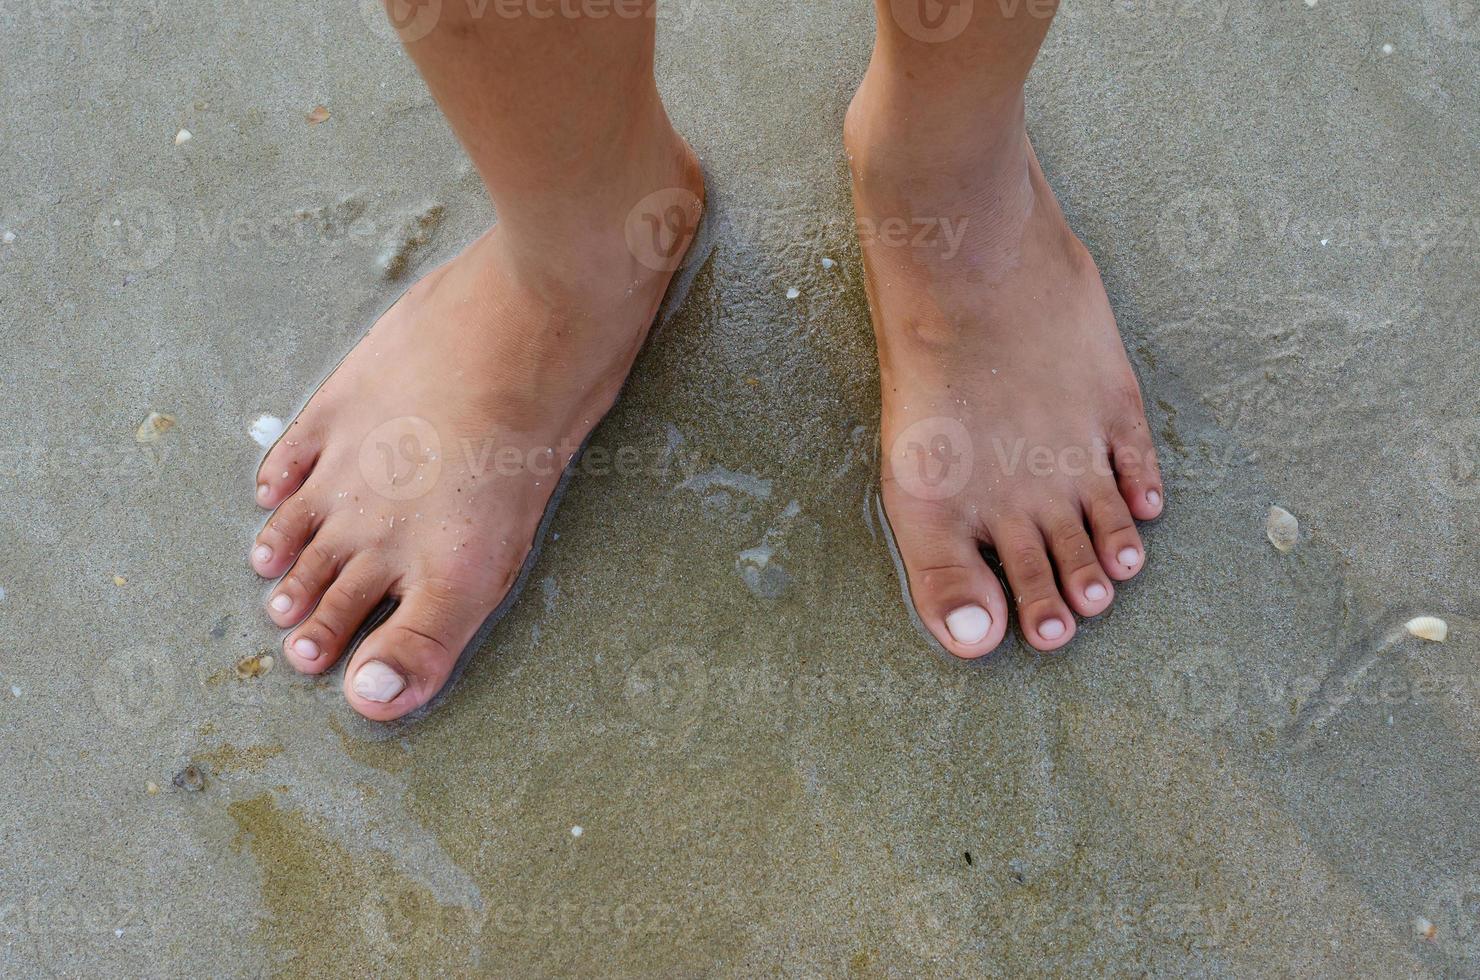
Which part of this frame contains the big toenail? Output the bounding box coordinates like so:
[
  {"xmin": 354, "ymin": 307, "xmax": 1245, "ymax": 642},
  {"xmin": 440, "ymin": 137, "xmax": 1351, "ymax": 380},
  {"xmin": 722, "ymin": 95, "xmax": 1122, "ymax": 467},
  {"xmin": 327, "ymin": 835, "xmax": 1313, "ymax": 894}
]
[
  {"xmin": 253, "ymin": 545, "xmax": 272, "ymax": 565},
  {"xmin": 1147, "ymin": 489, "xmax": 1162, "ymax": 507},
  {"xmin": 256, "ymin": 484, "xmax": 270, "ymax": 502},
  {"xmin": 354, "ymin": 661, "xmax": 406, "ymax": 702},
  {"xmin": 1085, "ymin": 582, "xmax": 1107, "ymax": 602},
  {"xmin": 292, "ymin": 637, "xmax": 321, "ymax": 661},
  {"xmin": 945, "ymin": 605, "xmax": 991, "ymax": 645},
  {"xmin": 270, "ymin": 594, "xmax": 292, "ymax": 613},
  {"xmin": 1039, "ymin": 618, "xmax": 1066, "ymax": 640},
  {"xmin": 1118, "ymin": 547, "xmax": 1141, "ymax": 569}
]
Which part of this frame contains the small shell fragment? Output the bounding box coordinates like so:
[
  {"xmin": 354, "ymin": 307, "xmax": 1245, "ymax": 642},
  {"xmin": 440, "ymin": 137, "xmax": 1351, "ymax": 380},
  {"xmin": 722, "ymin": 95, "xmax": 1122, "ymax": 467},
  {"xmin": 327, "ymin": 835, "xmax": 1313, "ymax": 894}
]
[
  {"xmin": 234, "ymin": 652, "xmax": 275, "ymax": 679},
  {"xmin": 135, "ymin": 412, "xmax": 176, "ymax": 443},
  {"xmin": 113, "ymin": 575, "xmax": 127, "ymax": 587},
  {"xmin": 1405, "ymin": 616, "xmax": 1449, "ymax": 643},
  {"xmin": 174, "ymin": 129, "xmax": 192, "ymax": 145},
  {"xmin": 249, "ymin": 414, "xmax": 285, "ymax": 448},
  {"xmin": 146, "ymin": 781, "xmax": 159, "ymax": 795},
  {"xmin": 1266, "ymin": 505, "xmax": 1299, "ymax": 552},
  {"xmin": 172, "ymin": 764, "xmax": 206, "ymax": 792},
  {"xmin": 1415, "ymin": 916, "xmax": 1437, "ymax": 940},
  {"xmin": 306, "ymin": 105, "xmax": 331, "ymax": 125}
]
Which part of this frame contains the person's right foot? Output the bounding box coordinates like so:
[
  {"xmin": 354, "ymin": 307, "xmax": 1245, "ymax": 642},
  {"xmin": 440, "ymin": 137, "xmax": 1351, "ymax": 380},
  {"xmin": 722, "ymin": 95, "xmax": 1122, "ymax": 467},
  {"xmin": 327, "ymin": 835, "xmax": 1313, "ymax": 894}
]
[{"xmin": 250, "ymin": 127, "xmax": 703, "ymax": 721}]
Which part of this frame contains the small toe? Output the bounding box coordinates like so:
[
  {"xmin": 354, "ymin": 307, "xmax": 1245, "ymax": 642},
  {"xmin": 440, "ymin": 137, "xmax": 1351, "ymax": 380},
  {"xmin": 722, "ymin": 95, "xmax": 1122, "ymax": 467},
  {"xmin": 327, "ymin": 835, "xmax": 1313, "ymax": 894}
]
[
  {"xmin": 1109, "ymin": 421, "xmax": 1164, "ymax": 521},
  {"xmin": 266, "ymin": 535, "xmax": 348, "ymax": 628},
  {"xmin": 886, "ymin": 506, "xmax": 1009, "ymax": 659},
  {"xmin": 255, "ymin": 422, "xmax": 321, "ymax": 510},
  {"xmin": 251, "ymin": 491, "xmax": 324, "ymax": 579},
  {"xmin": 343, "ymin": 577, "xmax": 499, "ymax": 721},
  {"xmin": 991, "ymin": 520, "xmax": 1077, "ymax": 652},
  {"xmin": 1083, "ymin": 482, "xmax": 1146, "ymax": 582},
  {"xmin": 284, "ymin": 554, "xmax": 392, "ymax": 674},
  {"xmin": 1041, "ymin": 508, "xmax": 1114, "ymax": 618}
]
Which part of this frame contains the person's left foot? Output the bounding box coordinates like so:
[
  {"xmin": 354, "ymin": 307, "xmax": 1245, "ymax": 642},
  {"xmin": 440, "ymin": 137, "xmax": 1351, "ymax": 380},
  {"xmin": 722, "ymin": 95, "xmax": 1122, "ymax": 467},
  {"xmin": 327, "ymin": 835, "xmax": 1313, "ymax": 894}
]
[{"xmin": 846, "ymin": 73, "xmax": 1164, "ymax": 658}]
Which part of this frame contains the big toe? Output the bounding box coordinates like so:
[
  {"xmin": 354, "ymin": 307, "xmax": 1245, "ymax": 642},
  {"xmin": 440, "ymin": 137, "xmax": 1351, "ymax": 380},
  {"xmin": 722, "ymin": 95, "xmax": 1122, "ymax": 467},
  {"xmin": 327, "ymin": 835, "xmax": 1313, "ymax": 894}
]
[
  {"xmin": 884, "ymin": 503, "xmax": 1009, "ymax": 659},
  {"xmin": 342, "ymin": 579, "xmax": 500, "ymax": 721}
]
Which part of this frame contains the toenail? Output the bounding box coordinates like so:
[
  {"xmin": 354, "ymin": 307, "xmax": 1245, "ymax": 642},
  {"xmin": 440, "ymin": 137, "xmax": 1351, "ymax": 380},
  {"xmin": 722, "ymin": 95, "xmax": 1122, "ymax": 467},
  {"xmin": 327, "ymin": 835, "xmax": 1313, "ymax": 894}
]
[
  {"xmin": 256, "ymin": 484, "xmax": 270, "ymax": 503},
  {"xmin": 270, "ymin": 593, "xmax": 291, "ymax": 613},
  {"xmin": 944, "ymin": 605, "xmax": 991, "ymax": 645},
  {"xmin": 1118, "ymin": 547, "xmax": 1141, "ymax": 569},
  {"xmin": 1085, "ymin": 582, "xmax": 1107, "ymax": 602},
  {"xmin": 1039, "ymin": 618, "xmax": 1066, "ymax": 640},
  {"xmin": 292, "ymin": 637, "xmax": 321, "ymax": 661},
  {"xmin": 253, "ymin": 545, "xmax": 272, "ymax": 565},
  {"xmin": 1147, "ymin": 489, "xmax": 1162, "ymax": 508},
  {"xmin": 353, "ymin": 661, "xmax": 406, "ymax": 702}
]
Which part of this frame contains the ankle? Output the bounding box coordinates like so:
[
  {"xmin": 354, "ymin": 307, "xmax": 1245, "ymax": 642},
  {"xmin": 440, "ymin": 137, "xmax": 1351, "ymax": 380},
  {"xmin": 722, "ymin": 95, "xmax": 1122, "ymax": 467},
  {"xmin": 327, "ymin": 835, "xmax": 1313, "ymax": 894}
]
[
  {"xmin": 846, "ymin": 70, "xmax": 1030, "ymax": 202},
  {"xmin": 493, "ymin": 107, "xmax": 701, "ymax": 256},
  {"xmin": 494, "ymin": 129, "xmax": 704, "ymax": 295},
  {"xmin": 845, "ymin": 74, "xmax": 1037, "ymax": 270}
]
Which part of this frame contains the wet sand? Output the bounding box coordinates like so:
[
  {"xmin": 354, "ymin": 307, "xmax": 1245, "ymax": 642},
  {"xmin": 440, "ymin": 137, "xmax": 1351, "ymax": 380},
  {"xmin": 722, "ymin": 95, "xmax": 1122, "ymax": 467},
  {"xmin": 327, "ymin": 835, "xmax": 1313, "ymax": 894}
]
[{"xmin": 1, "ymin": 1, "xmax": 1477, "ymax": 975}]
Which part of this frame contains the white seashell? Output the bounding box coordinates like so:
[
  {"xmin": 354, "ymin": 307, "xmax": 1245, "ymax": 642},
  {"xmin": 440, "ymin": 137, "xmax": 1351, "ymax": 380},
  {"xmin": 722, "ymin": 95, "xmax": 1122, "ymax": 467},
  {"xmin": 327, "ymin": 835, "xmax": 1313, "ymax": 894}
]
[
  {"xmin": 249, "ymin": 414, "xmax": 285, "ymax": 448},
  {"xmin": 1266, "ymin": 505, "xmax": 1299, "ymax": 552},
  {"xmin": 785, "ymin": 287, "xmax": 800, "ymax": 300},
  {"xmin": 1405, "ymin": 616, "xmax": 1448, "ymax": 643},
  {"xmin": 135, "ymin": 411, "xmax": 176, "ymax": 443},
  {"xmin": 174, "ymin": 129, "xmax": 192, "ymax": 145}
]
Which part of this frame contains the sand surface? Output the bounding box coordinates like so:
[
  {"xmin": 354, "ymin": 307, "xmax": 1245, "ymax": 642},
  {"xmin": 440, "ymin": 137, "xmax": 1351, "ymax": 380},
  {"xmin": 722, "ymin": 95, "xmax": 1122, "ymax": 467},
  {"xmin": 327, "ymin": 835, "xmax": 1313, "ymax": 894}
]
[{"xmin": 2, "ymin": 1, "xmax": 1477, "ymax": 975}]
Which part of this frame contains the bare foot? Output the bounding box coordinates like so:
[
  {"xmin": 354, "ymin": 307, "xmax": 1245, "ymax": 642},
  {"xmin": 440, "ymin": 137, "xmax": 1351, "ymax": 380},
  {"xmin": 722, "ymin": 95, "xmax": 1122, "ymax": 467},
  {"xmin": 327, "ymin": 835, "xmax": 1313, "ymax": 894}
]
[
  {"xmin": 847, "ymin": 75, "xmax": 1164, "ymax": 658},
  {"xmin": 251, "ymin": 129, "xmax": 703, "ymax": 721}
]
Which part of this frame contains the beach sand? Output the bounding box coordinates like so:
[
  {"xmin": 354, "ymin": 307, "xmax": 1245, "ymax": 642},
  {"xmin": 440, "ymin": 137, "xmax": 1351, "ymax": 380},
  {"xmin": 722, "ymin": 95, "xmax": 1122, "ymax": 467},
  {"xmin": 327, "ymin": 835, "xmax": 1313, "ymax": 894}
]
[{"xmin": 1, "ymin": 1, "xmax": 1477, "ymax": 974}]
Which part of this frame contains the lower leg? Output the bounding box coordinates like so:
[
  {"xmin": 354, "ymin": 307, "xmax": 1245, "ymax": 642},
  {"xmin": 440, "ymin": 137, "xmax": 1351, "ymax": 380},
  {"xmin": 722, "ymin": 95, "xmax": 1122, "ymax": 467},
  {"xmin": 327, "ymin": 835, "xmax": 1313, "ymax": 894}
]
[
  {"xmin": 249, "ymin": 4, "xmax": 702, "ymax": 721},
  {"xmin": 393, "ymin": 1, "xmax": 696, "ymax": 270},
  {"xmin": 851, "ymin": 0, "xmax": 1164, "ymax": 657}
]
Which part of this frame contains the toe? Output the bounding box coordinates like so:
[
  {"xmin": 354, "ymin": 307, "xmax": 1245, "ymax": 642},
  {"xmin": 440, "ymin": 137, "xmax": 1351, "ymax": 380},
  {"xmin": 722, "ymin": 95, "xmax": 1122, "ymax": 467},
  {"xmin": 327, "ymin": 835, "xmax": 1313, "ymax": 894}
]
[
  {"xmin": 283, "ymin": 554, "xmax": 392, "ymax": 674},
  {"xmin": 342, "ymin": 575, "xmax": 503, "ymax": 721},
  {"xmin": 255, "ymin": 421, "xmax": 321, "ymax": 510},
  {"xmin": 1083, "ymin": 482, "xmax": 1146, "ymax": 582},
  {"xmin": 265, "ymin": 535, "xmax": 347, "ymax": 628},
  {"xmin": 885, "ymin": 505, "xmax": 1009, "ymax": 659},
  {"xmin": 251, "ymin": 491, "xmax": 325, "ymax": 579},
  {"xmin": 1041, "ymin": 508, "xmax": 1114, "ymax": 618},
  {"xmin": 991, "ymin": 520, "xmax": 1077, "ymax": 652},
  {"xmin": 1109, "ymin": 418, "xmax": 1164, "ymax": 521}
]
